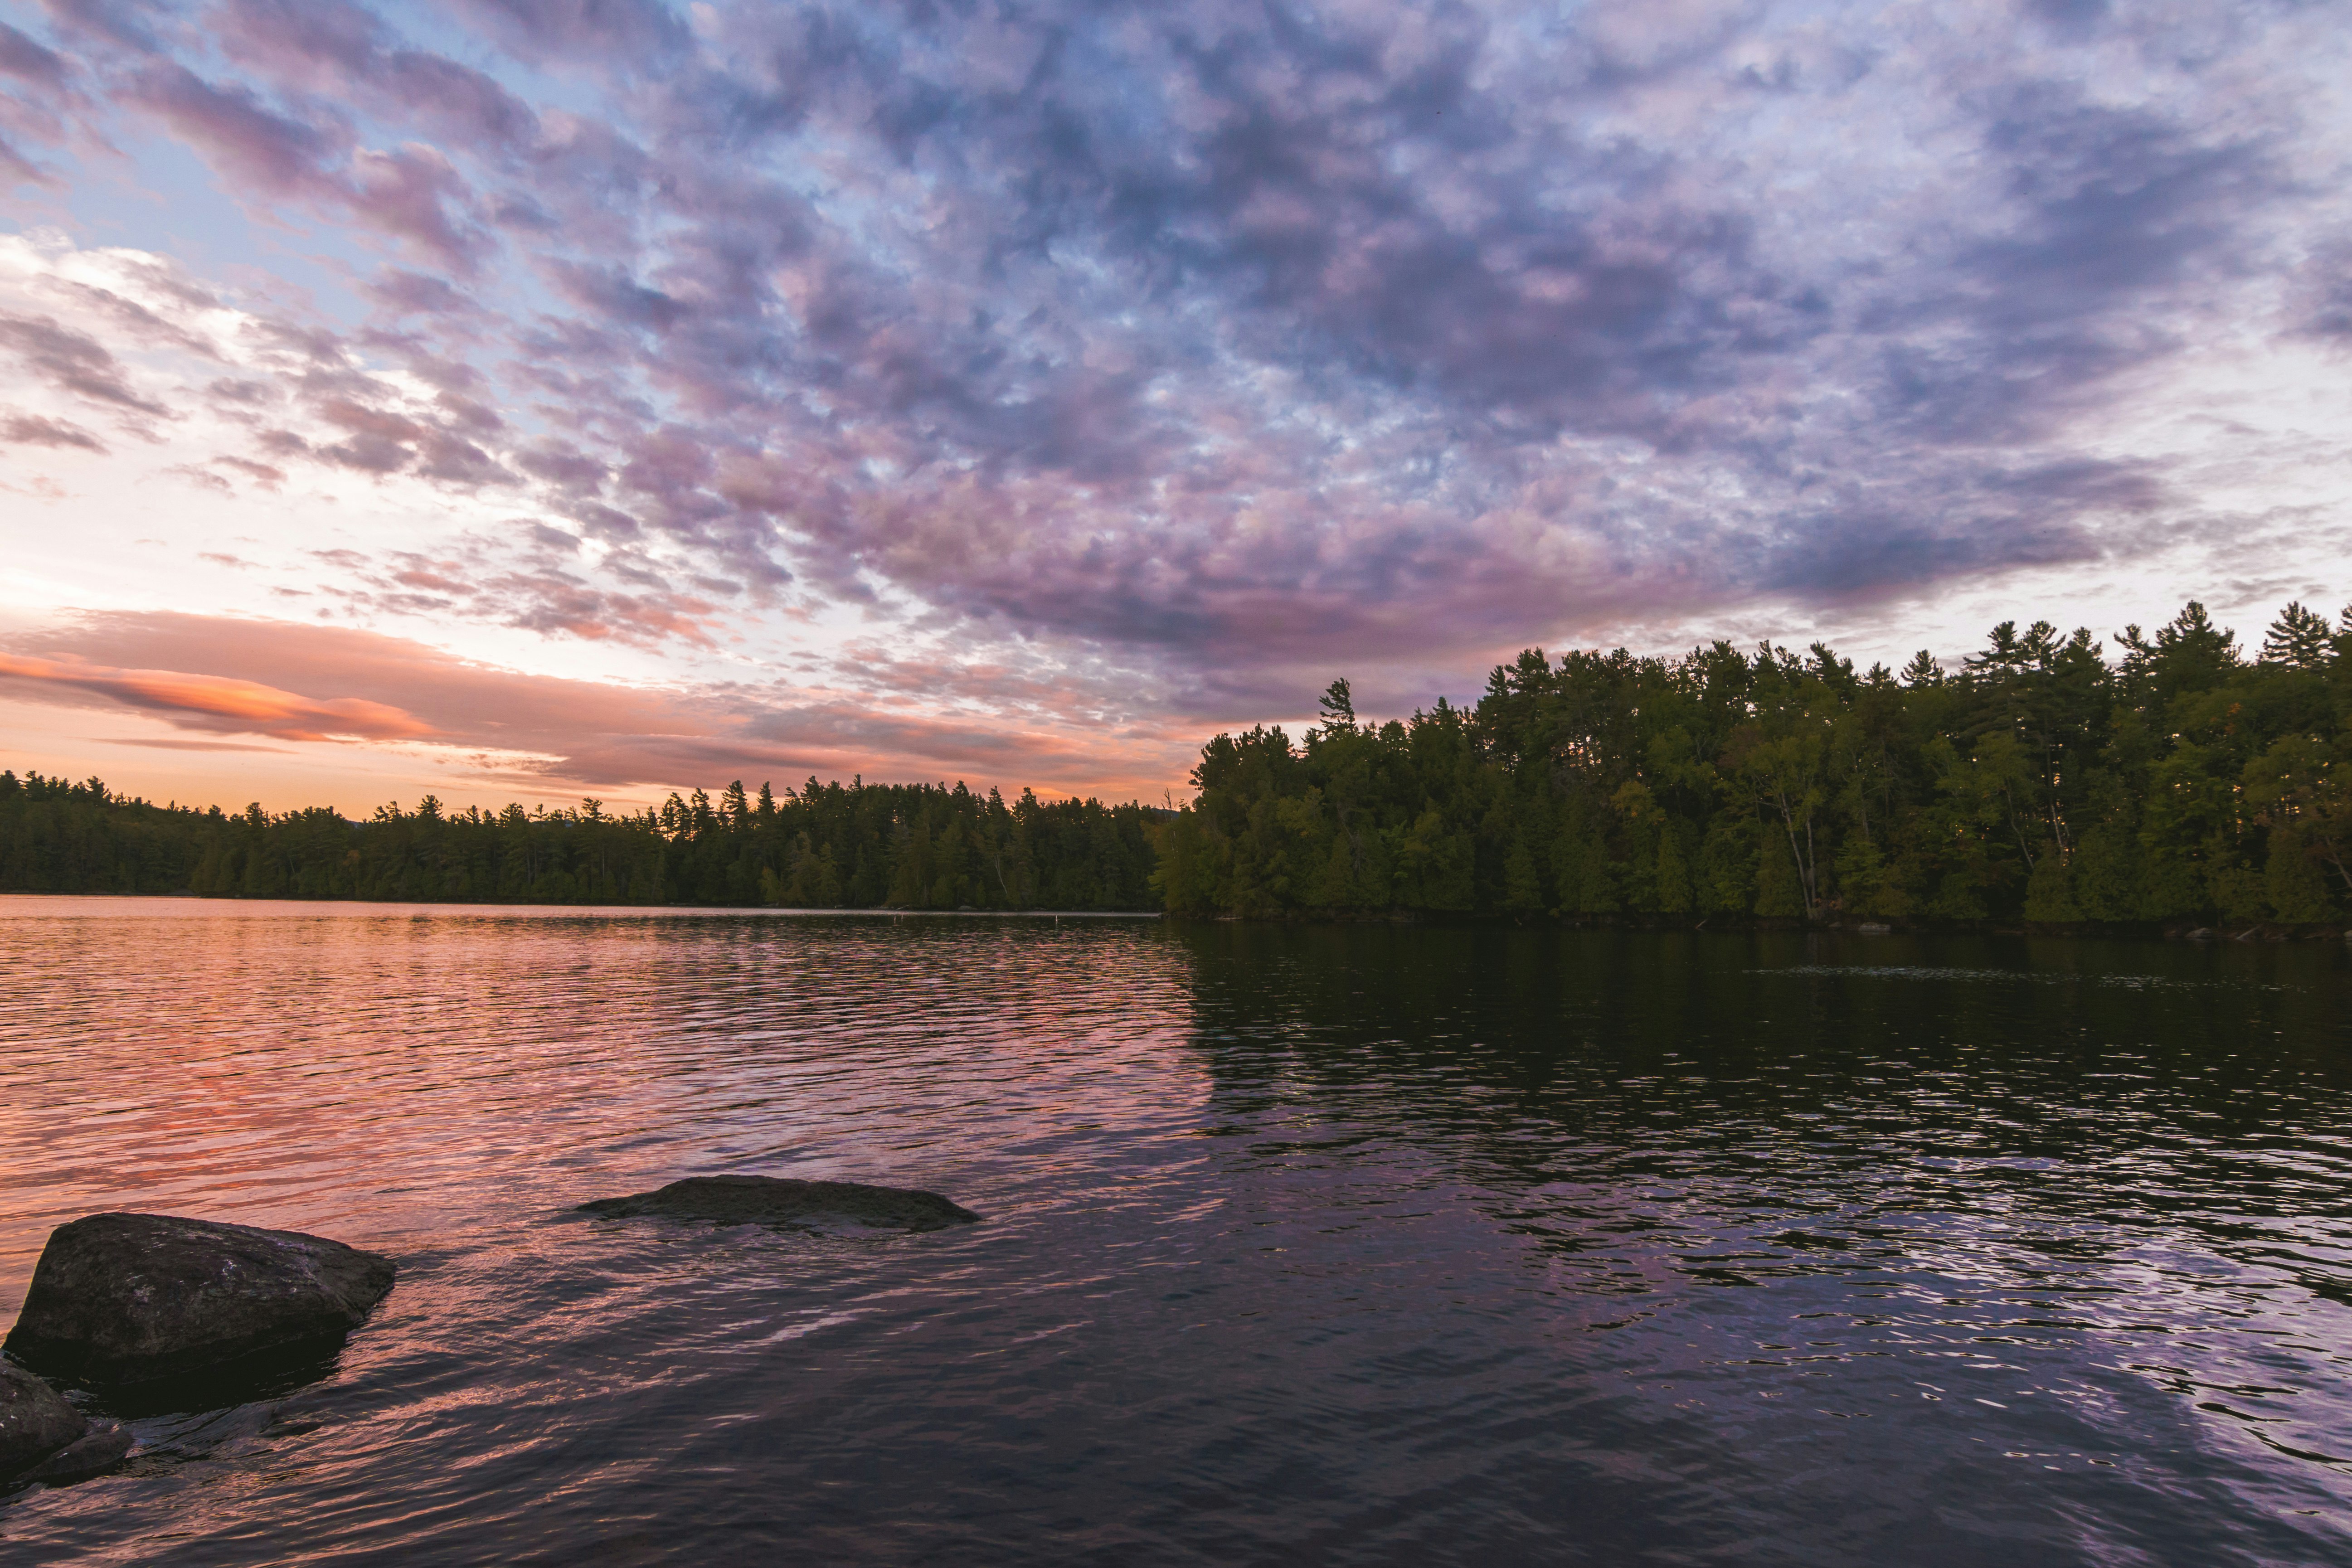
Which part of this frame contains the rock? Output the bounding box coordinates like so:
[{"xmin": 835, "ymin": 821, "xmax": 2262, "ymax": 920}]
[
  {"xmin": 3, "ymin": 1214, "xmax": 397, "ymax": 1388},
  {"xmin": 20, "ymin": 1420, "xmax": 133, "ymax": 1486},
  {"xmin": 578, "ymin": 1175, "xmax": 980, "ymax": 1232},
  {"xmin": 0, "ymin": 1359, "xmax": 87, "ymax": 1481},
  {"xmin": 1856, "ymin": 922, "xmax": 1891, "ymax": 936}
]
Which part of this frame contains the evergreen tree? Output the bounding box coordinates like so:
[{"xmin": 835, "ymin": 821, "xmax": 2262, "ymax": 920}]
[{"xmin": 1160, "ymin": 597, "xmax": 2348, "ymax": 928}]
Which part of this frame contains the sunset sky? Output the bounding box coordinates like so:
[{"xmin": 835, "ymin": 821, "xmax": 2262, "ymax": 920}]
[{"xmin": 3, "ymin": 0, "xmax": 2348, "ymax": 814}]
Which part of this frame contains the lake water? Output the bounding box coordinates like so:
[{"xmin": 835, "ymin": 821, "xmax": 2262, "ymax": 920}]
[{"xmin": 2, "ymin": 897, "xmax": 2348, "ymax": 1565}]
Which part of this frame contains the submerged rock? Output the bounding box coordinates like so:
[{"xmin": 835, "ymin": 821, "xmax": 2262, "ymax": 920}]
[
  {"xmin": 0, "ymin": 1359, "xmax": 87, "ymax": 1481},
  {"xmin": 3, "ymin": 1214, "xmax": 397, "ymax": 1389},
  {"xmin": 19, "ymin": 1420, "xmax": 133, "ymax": 1486},
  {"xmin": 578, "ymin": 1175, "xmax": 980, "ymax": 1233}
]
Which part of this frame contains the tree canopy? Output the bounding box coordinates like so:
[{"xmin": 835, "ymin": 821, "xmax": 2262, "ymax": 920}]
[
  {"xmin": 0, "ymin": 772, "xmax": 1157, "ymax": 911},
  {"xmin": 1156, "ymin": 599, "xmax": 2352, "ymax": 927}
]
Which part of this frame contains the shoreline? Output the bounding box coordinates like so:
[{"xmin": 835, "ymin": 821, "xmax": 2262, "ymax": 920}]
[
  {"xmin": 5, "ymin": 890, "xmax": 2346, "ymax": 943},
  {"xmin": 0, "ymin": 892, "xmax": 1160, "ymax": 919},
  {"xmin": 1205, "ymin": 910, "xmax": 2352, "ymax": 943}
]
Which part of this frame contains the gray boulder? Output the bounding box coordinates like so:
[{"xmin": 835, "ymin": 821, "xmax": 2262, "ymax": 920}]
[
  {"xmin": 0, "ymin": 1359, "xmax": 87, "ymax": 1481},
  {"xmin": 3, "ymin": 1214, "xmax": 396, "ymax": 1388},
  {"xmin": 578, "ymin": 1175, "xmax": 979, "ymax": 1232}
]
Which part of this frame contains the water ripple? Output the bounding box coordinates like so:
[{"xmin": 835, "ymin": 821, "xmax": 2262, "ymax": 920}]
[{"xmin": 0, "ymin": 903, "xmax": 2346, "ymax": 1564}]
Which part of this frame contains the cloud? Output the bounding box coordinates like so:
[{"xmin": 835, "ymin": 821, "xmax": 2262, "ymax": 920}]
[
  {"xmin": 129, "ymin": 60, "xmax": 339, "ymax": 197},
  {"xmin": 463, "ymin": 0, "xmax": 692, "ymax": 66},
  {"xmin": 0, "ymin": 651, "xmax": 439, "ymax": 742},
  {"xmin": 125, "ymin": 57, "xmax": 489, "ymax": 272},
  {"xmin": 0, "ymin": 24, "xmax": 71, "ymax": 90},
  {"xmin": 0, "ymin": 612, "xmax": 1198, "ymax": 796},
  {"xmin": 1, "ymin": 409, "xmax": 106, "ymax": 449},
  {"xmin": 213, "ymin": 453, "xmax": 284, "ymax": 485},
  {"xmin": 0, "ymin": 21, "xmax": 84, "ymax": 187},
  {"xmin": 0, "ymin": 0, "xmax": 2342, "ymax": 750},
  {"xmin": 214, "ymin": 0, "xmax": 539, "ymax": 155},
  {"xmin": 0, "ymin": 311, "xmax": 169, "ymax": 415}
]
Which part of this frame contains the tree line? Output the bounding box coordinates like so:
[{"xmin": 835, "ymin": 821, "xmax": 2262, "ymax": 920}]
[
  {"xmin": 6, "ymin": 597, "xmax": 2347, "ymax": 927},
  {"xmin": 1156, "ymin": 600, "xmax": 2351, "ymax": 927},
  {"xmin": 0, "ymin": 772, "xmax": 1158, "ymax": 911}
]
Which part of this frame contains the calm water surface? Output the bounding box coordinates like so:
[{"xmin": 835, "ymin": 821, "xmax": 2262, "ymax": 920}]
[{"xmin": 2, "ymin": 897, "xmax": 2348, "ymax": 1564}]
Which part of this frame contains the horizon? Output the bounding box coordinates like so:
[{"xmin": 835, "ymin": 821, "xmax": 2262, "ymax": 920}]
[
  {"xmin": 5, "ymin": 1, "xmax": 2349, "ymax": 815},
  {"xmin": 6, "ymin": 592, "xmax": 2323, "ymax": 819}
]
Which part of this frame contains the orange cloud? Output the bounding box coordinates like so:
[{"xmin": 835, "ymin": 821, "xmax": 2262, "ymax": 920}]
[
  {"xmin": 0, "ymin": 612, "xmax": 1203, "ymax": 802},
  {"xmin": 0, "ymin": 653, "xmax": 438, "ymax": 743}
]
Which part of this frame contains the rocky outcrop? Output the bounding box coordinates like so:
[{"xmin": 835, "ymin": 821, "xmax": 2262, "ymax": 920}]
[
  {"xmin": 1, "ymin": 1359, "xmax": 130, "ymax": 1487},
  {"xmin": 19, "ymin": 1420, "xmax": 134, "ymax": 1486},
  {"xmin": 1, "ymin": 1359, "xmax": 88, "ymax": 1480},
  {"xmin": 578, "ymin": 1175, "xmax": 980, "ymax": 1232},
  {"xmin": 3, "ymin": 1214, "xmax": 397, "ymax": 1388}
]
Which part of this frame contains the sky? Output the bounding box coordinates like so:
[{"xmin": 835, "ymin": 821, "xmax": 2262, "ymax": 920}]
[{"xmin": 1, "ymin": 0, "xmax": 2348, "ymax": 815}]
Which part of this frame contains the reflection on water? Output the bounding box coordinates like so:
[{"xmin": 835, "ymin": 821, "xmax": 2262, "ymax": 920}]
[
  {"xmin": 1760, "ymin": 962, "xmax": 2289, "ymax": 991},
  {"xmin": 1, "ymin": 898, "xmax": 2347, "ymax": 1564}
]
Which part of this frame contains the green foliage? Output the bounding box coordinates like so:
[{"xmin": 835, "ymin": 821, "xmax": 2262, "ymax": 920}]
[
  {"xmin": 0, "ymin": 771, "xmax": 1158, "ymax": 910},
  {"xmin": 1164, "ymin": 599, "xmax": 2352, "ymax": 927},
  {"xmin": 0, "ymin": 773, "xmax": 210, "ymax": 893}
]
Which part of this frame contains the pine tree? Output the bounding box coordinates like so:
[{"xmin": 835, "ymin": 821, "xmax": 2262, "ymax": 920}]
[{"xmin": 2261, "ymin": 602, "xmax": 2333, "ymax": 670}]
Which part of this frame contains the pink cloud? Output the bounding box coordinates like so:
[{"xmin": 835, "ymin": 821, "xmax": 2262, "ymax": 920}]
[
  {"xmin": 1, "ymin": 612, "xmax": 1198, "ymax": 800},
  {"xmin": 131, "ymin": 63, "xmax": 341, "ymax": 199},
  {"xmin": 0, "ymin": 23, "xmax": 71, "ymax": 90},
  {"xmin": 0, "ymin": 651, "xmax": 439, "ymax": 743},
  {"xmin": 1, "ymin": 410, "xmax": 105, "ymax": 450},
  {"xmin": 128, "ymin": 61, "xmax": 488, "ymax": 272},
  {"xmin": 0, "ymin": 312, "xmax": 168, "ymax": 416}
]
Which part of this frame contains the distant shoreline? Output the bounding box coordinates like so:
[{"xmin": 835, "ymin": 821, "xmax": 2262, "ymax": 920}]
[
  {"xmin": 0, "ymin": 891, "xmax": 1159, "ymax": 918},
  {"xmin": 9, "ymin": 890, "xmax": 2347, "ymax": 946}
]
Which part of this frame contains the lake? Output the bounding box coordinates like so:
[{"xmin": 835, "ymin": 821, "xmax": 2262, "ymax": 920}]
[{"xmin": 2, "ymin": 897, "xmax": 2347, "ymax": 1564}]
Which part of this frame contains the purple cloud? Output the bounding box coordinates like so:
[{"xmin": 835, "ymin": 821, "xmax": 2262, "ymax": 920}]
[
  {"xmin": 458, "ymin": 0, "xmax": 690, "ymax": 67},
  {"xmin": 2, "ymin": 409, "xmax": 107, "ymax": 449},
  {"xmin": 0, "ymin": 0, "xmax": 2342, "ymax": 757},
  {"xmin": 0, "ymin": 23, "xmax": 72, "ymax": 88},
  {"xmin": 0, "ymin": 312, "xmax": 169, "ymax": 415},
  {"xmin": 214, "ymin": 0, "xmax": 539, "ymax": 155},
  {"xmin": 130, "ymin": 60, "xmax": 340, "ymax": 195}
]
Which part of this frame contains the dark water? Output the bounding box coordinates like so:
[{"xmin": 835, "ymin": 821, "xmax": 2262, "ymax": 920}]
[{"xmin": 2, "ymin": 898, "xmax": 2349, "ymax": 1565}]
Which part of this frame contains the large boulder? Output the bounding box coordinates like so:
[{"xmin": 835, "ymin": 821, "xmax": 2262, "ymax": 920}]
[
  {"xmin": 3, "ymin": 1214, "xmax": 397, "ymax": 1389},
  {"xmin": 0, "ymin": 1359, "xmax": 87, "ymax": 1480},
  {"xmin": 578, "ymin": 1175, "xmax": 980, "ymax": 1232}
]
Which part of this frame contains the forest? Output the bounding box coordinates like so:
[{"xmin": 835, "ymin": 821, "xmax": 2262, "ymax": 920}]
[
  {"xmin": 4, "ymin": 598, "xmax": 2347, "ymax": 927},
  {"xmin": 1158, "ymin": 600, "xmax": 2351, "ymax": 927},
  {"xmin": 0, "ymin": 772, "xmax": 1160, "ymax": 911}
]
